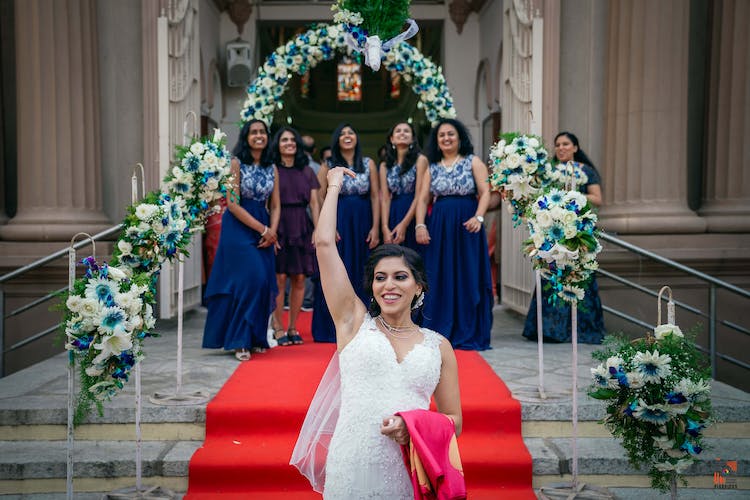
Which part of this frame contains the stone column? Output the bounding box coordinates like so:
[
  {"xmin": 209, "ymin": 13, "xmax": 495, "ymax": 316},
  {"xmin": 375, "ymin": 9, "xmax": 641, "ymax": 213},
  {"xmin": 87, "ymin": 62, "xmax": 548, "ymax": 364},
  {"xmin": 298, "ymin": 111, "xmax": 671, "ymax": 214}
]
[
  {"xmin": 599, "ymin": 0, "xmax": 705, "ymax": 234},
  {"xmin": 0, "ymin": 0, "xmax": 111, "ymax": 241},
  {"xmin": 699, "ymin": 0, "xmax": 750, "ymax": 232}
]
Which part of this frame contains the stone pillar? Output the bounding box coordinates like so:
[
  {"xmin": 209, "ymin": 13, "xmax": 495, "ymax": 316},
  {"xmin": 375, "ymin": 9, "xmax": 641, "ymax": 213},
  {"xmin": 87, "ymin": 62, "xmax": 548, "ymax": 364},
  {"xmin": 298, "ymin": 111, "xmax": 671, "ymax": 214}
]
[
  {"xmin": 599, "ymin": 0, "xmax": 705, "ymax": 234},
  {"xmin": 0, "ymin": 0, "xmax": 111, "ymax": 241},
  {"xmin": 699, "ymin": 0, "xmax": 750, "ymax": 232}
]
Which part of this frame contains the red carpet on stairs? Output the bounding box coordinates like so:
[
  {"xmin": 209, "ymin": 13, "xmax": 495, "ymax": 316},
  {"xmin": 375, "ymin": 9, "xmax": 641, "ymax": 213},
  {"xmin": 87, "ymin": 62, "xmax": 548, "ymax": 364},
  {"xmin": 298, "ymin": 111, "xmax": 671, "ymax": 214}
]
[{"xmin": 186, "ymin": 312, "xmax": 535, "ymax": 499}]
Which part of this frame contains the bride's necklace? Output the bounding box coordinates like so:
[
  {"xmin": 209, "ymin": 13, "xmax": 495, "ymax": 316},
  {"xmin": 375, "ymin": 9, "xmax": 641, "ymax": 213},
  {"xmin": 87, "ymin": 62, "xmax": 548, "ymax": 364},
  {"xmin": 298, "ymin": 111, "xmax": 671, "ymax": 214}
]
[
  {"xmin": 377, "ymin": 315, "xmax": 417, "ymax": 339},
  {"xmin": 440, "ymin": 155, "xmax": 461, "ymax": 171}
]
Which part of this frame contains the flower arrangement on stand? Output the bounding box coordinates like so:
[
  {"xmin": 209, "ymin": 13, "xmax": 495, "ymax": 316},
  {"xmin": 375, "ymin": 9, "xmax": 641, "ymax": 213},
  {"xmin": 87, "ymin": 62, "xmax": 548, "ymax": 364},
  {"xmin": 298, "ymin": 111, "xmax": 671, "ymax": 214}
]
[
  {"xmin": 488, "ymin": 133, "xmax": 551, "ymax": 226},
  {"xmin": 589, "ymin": 320, "xmax": 713, "ymax": 493},
  {"xmin": 523, "ymin": 187, "xmax": 601, "ymax": 304},
  {"xmin": 240, "ymin": 21, "xmax": 455, "ymax": 127},
  {"xmin": 63, "ymin": 130, "xmax": 232, "ymax": 423}
]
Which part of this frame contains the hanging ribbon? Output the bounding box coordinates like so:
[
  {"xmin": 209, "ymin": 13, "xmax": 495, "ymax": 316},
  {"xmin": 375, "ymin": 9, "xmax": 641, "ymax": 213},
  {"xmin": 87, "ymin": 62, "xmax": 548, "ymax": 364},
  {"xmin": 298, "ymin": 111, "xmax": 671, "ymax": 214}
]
[{"xmin": 345, "ymin": 19, "xmax": 419, "ymax": 71}]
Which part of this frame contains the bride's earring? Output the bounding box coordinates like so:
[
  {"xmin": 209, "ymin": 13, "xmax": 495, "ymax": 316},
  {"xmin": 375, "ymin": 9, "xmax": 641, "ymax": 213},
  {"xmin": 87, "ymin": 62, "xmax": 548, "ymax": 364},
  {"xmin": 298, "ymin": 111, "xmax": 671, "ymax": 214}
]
[{"xmin": 412, "ymin": 291, "xmax": 424, "ymax": 310}]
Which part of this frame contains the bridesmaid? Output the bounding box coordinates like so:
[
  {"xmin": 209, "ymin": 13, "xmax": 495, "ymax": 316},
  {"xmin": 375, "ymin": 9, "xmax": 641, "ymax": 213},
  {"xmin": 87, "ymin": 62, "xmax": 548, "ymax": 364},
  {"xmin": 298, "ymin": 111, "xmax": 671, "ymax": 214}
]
[
  {"xmin": 379, "ymin": 121, "xmax": 427, "ymax": 252},
  {"xmin": 202, "ymin": 119, "xmax": 280, "ymax": 361},
  {"xmin": 415, "ymin": 118, "xmax": 493, "ymax": 350},
  {"xmin": 312, "ymin": 123, "xmax": 380, "ymax": 342},
  {"xmin": 270, "ymin": 126, "xmax": 320, "ymax": 346},
  {"xmin": 522, "ymin": 131, "xmax": 605, "ymax": 343}
]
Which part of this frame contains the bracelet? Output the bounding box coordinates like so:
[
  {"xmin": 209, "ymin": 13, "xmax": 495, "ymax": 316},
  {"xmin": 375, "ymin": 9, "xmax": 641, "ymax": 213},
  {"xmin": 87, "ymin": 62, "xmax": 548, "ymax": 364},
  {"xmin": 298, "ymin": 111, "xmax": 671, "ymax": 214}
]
[
  {"xmin": 261, "ymin": 226, "xmax": 269, "ymax": 236},
  {"xmin": 328, "ymin": 184, "xmax": 342, "ymax": 191},
  {"xmin": 415, "ymin": 224, "xmax": 427, "ymax": 230}
]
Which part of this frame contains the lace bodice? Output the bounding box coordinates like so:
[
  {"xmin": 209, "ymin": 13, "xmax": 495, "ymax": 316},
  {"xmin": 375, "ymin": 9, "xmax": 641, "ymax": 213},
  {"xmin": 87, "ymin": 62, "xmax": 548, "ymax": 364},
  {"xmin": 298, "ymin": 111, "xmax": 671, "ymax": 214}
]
[
  {"xmin": 239, "ymin": 162, "xmax": 275, "ymax": 201},
  {"xmin": 385, "ymin": 164, "xmax": 417, "ymax": 196},
  {"xmin": 331, "ymin": 158, "xmax": 372, "ymax": 196},
  {"xmin": 429, "ymin": 154, "xmax": 476, "ymax": 197},
  {"xmin": 324, "ymin": 315, "xmax": 443, "ymax": 499}
]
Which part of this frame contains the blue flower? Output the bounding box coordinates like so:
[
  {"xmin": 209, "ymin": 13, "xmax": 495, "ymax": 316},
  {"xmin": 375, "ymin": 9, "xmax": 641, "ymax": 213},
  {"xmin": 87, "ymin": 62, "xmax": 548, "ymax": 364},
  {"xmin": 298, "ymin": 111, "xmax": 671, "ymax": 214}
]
[
  {"xmin": 680, "ymin": 440, "xmax": 702, "ymax": 455},
  {"xmin": 686, "ymin": 419, "xmax": 705, "ymax": 437},
  {"xmin": 549, "ymin": 224, "xmax": 565, "ymax": 241},
  {"xmin": 609, "ymin": 365, "xmax": 630, "ymax": 388},
  {"xmin": 623, "ymin": 400, "xmax": 638, "ymax": 417}
]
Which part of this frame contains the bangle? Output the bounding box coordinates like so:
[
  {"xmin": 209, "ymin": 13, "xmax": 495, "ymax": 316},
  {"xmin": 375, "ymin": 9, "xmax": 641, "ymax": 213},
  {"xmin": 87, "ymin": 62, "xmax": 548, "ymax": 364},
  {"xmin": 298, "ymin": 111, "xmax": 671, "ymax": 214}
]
[
  {"xmin": 261, "ymin": 226, "xmax": 268, "ymax": 236},
  {"xmin": 415, "ymin": 224, "xmax": 427, "ymax": 230}
]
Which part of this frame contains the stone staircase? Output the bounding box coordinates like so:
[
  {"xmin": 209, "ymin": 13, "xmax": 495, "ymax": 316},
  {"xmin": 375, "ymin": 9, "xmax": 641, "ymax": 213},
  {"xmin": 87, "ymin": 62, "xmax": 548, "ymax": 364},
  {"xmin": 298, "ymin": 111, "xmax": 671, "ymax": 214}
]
[{"xmin": 1, "ymin": 307, "xmax": 748, "ymax": 499}]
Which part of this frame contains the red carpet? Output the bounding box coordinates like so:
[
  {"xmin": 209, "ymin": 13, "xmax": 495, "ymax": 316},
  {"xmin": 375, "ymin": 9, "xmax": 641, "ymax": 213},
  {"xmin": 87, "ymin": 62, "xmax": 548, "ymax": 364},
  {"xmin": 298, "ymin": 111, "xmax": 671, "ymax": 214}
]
[{"xmin": 186, "ymin": 312, "xmax": 534, "ymax": 499}]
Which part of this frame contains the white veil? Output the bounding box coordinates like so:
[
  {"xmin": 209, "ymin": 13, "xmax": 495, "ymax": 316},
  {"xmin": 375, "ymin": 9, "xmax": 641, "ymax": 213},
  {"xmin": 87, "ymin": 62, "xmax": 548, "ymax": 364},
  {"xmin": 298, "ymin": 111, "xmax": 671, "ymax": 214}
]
[{"xmin": 290, "ymin": 351, "xmax": 342, "ymax": 493}]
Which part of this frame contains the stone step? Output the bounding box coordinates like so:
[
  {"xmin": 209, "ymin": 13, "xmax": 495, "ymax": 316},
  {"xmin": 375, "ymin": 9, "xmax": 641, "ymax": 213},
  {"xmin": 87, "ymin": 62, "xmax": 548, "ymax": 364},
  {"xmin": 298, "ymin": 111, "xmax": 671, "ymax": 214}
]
[
  {"xmin": 1, "ymin": 420, "xmax": 747, "ymax": 442},
  {"xmin": 1, "ymin": 437, "xmax": 747, "ymax": 482}
]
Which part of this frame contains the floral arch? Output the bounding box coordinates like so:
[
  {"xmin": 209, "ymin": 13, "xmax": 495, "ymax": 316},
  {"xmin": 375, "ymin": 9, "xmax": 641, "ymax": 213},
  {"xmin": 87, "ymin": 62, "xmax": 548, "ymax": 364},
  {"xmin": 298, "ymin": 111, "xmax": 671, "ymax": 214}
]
[{"xmin": 241, "ymin": 23, "xmax": 456, "ymax": 127}]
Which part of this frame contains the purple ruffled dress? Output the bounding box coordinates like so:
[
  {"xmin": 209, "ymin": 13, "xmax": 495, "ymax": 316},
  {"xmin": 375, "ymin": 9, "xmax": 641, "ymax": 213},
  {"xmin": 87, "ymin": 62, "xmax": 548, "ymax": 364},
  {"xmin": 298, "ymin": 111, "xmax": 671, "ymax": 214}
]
[{"xmin": 276, "ymin": 165, "xmax": 320, "ymax": 276}]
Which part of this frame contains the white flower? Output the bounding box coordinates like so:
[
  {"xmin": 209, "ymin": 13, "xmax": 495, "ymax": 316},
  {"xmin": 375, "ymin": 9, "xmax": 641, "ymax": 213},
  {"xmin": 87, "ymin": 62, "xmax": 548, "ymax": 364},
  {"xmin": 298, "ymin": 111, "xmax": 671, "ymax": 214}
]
[
  {"xmin": 654, "ymin": 323, "xmax": 684, "ymax": 340},
  {"xmin": 190, "ymin": 141, "xmax": 205, "ymax": 156},
  {"xmin": 673, "ymin": 378, "xmax": 711, "ymax": 402},
  {"xmin": 85, "ymin": 364, "xmax": 104, "ymax": 377},
  {"xmin": 117, "ymin": 240, "xmax": 133, "ymax": 255},
  {"xmin": 559, "ymin": 285, "xmax": 585, "ymax": 302},
  {"xmin": 66, "ymin": 295, "xmax": 83, "ymax": 313},
  {"xmin": 91, "ymin": 325, "xmax": 133, "ymax": 365},
  {"xmin": 79, "ymin": 298, "xmax": 101, "ymax": 317},
  {"xmin": 212, "ymin": 129, "xmax": 226, "ymax": 143},
  {"xmin": 654, "ymin": 459, "xmax": 694, "ymax": 473},
  {"xmin": 205, "ymin": 177, "xmax": 219, "ymax": 191},
  {"xmin": 591, "ymin": 364, "xmax": 611, "ymax": 388},
  {"xmin": 84, "ymin": 277, "xmax": 118, "ymax": 303},
  {"xmin": 134, "ymin": 204, "xmax": 159, "ymax": 221},
  {"xmin": 626, "ymin": 371, "xmax": 645, "ymax": 389},
  {"xmin": 507, "ymin": 175, "xmax": 537, "ymax": 200},
  {"xmin": 107, "ymin": 266, "xmax": 127, "ymax": 282},
  {"xmin": 536, "ymin": 210, "xmax": 553, "ymax": 229},
  {"xmin": 633, "ymin": 350, "xmax": 672, "ymax": 384}
]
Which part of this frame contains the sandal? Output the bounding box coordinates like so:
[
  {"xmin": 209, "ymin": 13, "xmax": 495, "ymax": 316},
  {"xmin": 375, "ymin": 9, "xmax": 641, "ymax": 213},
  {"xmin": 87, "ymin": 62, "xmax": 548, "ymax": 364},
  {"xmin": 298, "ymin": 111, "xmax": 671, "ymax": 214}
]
[
  {"xmin": 288, "ymin": 329, "xmax": 304, "ymax": 345},
  {"xmin": 250, "ymin": 347, "xmax": 267, "ymax": 354},
  {"xmin": 234, "ymin": 349, "xmax": 251, "ymax": 361},
  {"xmin": 274, "ymin": 328, "xmax": 293, "ymax": 347}
]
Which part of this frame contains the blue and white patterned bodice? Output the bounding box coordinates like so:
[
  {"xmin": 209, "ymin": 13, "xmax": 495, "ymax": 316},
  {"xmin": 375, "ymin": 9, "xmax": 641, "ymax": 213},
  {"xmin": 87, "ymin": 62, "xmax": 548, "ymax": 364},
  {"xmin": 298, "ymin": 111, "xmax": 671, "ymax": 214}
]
[
  {"xmin": 429, "ymin": 154, "xmax": 476, "ymax": 197},
  {"xmin": 337, "ymin": 158, "xmax": 372, "ymax": 196},
  {"xmin": 386, "ymin": 164, "xmax": 417, "ymax": 196},
  {"xmin": 240, "ymin": 162, "xmax": 275, "ymax": 201}
]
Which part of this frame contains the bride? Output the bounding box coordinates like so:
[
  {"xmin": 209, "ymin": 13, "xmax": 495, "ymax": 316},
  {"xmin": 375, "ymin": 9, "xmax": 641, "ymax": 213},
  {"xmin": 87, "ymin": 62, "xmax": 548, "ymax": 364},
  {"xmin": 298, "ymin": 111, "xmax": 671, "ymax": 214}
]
[{"xmin": 293, "ymin": 166, "xmax": 462, "ymax": 499}]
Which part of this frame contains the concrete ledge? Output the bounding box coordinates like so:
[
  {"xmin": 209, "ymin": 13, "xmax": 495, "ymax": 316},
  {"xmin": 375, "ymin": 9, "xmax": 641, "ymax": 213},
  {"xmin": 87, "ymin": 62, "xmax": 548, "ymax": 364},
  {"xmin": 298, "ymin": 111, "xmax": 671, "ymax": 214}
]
[{"xmin": 0, "ymin": 440, "xmax": 201, "ymax": 480}]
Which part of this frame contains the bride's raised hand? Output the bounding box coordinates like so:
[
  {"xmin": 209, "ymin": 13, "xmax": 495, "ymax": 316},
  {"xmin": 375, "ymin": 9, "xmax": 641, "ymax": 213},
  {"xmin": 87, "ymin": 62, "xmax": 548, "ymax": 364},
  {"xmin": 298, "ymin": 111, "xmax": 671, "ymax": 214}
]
[{"xmin": 326, "ymin": 166, "xmax": 356, "ymax": 190}]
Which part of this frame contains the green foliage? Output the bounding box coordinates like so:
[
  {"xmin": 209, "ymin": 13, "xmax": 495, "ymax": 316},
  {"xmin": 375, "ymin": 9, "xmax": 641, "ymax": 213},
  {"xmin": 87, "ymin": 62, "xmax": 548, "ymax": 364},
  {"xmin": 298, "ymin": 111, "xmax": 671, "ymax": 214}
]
[
  {"xmin": 341, "ymin": 0, "xmax": 411, "ymax": 40},
  {"xmin": 588, "ymin": 324, "xmax": 713, "ymax": 492}
]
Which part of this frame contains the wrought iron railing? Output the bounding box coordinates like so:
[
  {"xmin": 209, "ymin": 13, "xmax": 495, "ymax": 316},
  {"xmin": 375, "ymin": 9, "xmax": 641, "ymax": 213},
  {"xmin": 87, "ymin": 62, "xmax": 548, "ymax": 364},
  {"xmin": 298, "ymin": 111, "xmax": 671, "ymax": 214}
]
[
  {"xmin": 597, "ymin": 232, "xmax": 750, "ymax": 379},
  {"xmin": 0, "ymin": 225, "xmax": 123, "ymax": 377}
]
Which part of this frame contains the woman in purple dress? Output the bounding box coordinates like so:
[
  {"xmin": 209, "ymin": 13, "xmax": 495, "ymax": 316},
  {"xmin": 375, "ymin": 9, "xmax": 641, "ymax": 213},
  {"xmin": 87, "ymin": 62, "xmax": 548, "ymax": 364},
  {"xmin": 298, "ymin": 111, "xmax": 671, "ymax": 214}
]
[
  {"xmin": 379, "ymin": 121, "xmax": 427, "ymax": 252},
  {"xmin": 270, "ymin": 126, "xmax": 321, "ymax": 346}
]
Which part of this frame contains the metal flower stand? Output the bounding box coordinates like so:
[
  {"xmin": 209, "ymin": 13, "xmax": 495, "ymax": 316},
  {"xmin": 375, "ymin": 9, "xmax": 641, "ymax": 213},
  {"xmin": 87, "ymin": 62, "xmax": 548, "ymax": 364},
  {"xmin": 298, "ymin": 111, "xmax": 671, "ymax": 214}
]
[
  {"xmin": 537, "ymin": 299, "xmax": 613, "ymax": 500},
  {"xmin": 105, "ymin": 163, "xmax": 178, "ymax": 500}
]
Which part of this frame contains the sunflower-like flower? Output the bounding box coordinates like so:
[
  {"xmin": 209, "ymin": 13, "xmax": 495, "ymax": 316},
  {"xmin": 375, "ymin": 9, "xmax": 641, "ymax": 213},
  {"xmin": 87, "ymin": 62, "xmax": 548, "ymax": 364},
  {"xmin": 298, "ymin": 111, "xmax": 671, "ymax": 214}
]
[
  {"xmin": 632, "ymin": 399, "xmax": 672, "ymax": 424},
  {"xmin": 633, "ymin": 349, "xmax": 672, "ymax": 384}
]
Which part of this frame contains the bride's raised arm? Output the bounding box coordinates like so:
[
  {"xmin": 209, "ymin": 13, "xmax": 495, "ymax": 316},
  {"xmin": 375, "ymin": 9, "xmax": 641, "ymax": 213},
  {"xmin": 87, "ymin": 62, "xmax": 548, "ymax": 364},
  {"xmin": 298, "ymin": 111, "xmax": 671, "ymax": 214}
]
[{"xmin": 314, "ymin": 167, "xmax": 367, "ymax": 350}]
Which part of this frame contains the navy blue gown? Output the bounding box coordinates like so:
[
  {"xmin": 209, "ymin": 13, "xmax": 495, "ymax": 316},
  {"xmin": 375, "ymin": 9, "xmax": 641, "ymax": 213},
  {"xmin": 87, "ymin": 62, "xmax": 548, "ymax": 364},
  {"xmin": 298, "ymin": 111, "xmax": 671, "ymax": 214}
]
[
  {"xmin": 385, "ymin": 162, "xmax": 419, "ymax": 252},
  {"xmin": 202, "ymin": 162, "xmax": 277, "ymax": 351},
  {"xmin": 312, "ymin": 158, "xmax": 374, "ymax": 342},
  {"xmin": 421, "ymin": 155, "xmax": 493, "ymax": 350},
  {"xmin": 522, "ymin": 163, "xmax": 605, "ymax": 344}
]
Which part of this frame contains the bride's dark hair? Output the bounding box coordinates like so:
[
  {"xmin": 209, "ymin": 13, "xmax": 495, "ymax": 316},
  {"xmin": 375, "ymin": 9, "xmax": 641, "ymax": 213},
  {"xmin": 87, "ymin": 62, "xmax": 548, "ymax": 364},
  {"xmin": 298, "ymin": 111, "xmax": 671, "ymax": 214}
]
[{"xmin": 363, "ymin": 244, "xmax": 428, "ymax": 317}]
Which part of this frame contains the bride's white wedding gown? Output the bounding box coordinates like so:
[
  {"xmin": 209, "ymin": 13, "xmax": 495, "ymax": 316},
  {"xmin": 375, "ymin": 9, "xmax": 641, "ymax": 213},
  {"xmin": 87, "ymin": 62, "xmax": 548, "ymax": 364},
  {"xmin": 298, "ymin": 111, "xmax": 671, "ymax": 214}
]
[{"xmin": 324, "ymin": 315, "xmax": 443, "ymax": 499}]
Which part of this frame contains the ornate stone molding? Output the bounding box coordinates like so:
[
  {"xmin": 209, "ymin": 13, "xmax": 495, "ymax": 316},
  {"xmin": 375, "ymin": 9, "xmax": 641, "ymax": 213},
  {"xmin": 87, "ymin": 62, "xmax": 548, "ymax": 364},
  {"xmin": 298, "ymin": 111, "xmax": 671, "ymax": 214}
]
[{"xmin": 449, "ymin": 0, "xmax": 488, "ymax": 34}]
